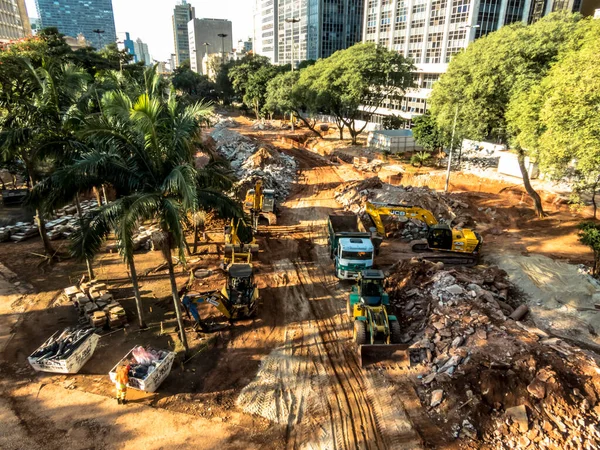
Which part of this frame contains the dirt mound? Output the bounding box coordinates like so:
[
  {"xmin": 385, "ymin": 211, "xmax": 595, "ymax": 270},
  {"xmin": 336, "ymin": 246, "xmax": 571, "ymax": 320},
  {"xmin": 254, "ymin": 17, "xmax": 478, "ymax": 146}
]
[
  {"xmin": 243, "ymin": 147, "xmax": 282, "ymax": 170},
  {"xmin": 385, "ymin": 260, "xmax": 600, "ymax": 449}
]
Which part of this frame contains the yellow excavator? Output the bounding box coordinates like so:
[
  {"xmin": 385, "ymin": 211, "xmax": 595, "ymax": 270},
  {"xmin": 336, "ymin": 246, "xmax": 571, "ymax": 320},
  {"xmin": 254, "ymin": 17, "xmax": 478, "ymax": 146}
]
[
  {"xmin": 365, "ymin": 201, "xmax": 483, "ymax": 265},
  {"xmin": 244, "ymin": 180, "xmax": 277, "ymax": 230},
  {"xmin": 185, "ymin": 252, "xmax": 259, "ymax": 322},
  {"xmin": 224, "ymin": 218, "xmax": 258, "ymax": 266}
]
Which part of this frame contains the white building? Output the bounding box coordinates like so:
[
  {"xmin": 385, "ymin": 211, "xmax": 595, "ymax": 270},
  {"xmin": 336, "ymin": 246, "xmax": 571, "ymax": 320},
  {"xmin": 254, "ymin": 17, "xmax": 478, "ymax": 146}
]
[
  {"xmin": 0, "ymin": 0, "xmax": 30, "ymax": 43},
  {"xmin": 133, "ymin": 38, "xmax": 152, "ymax": 66},
  {"xmin": 188, "ymin": 18, "xmax": 233, "ymax": 74},
  {"xmin": 254, "ymin": 0, "xmax": 278, "ymax": 62},
  {"xmin": 363, "ymin": 0, "xmax": 583, "ymax": 125}
]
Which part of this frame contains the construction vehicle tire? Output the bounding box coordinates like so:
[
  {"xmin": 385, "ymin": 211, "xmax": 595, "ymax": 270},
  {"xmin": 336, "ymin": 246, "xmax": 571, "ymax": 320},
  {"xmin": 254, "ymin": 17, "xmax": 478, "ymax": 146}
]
[
  {"xmin": 390, "ymin": 320, "xmax": 403, "ymax": 344},
  {"xmin": 354, "ymin": 321, "xmax": 368, "ymax": 346}
]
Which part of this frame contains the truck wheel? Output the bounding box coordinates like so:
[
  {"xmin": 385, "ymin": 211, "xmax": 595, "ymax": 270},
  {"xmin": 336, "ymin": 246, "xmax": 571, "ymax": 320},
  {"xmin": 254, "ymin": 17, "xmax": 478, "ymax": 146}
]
[
  {"xmin": 354, "ymin": 321, "xmax": 368, "ymax": 346},
  {"xmin": 389, "ymin": 320, "xmax": 403, "ymax": 344},
  {"xmin": 346, "ymin": 300, "xmax": 353, "ymax": 319}
]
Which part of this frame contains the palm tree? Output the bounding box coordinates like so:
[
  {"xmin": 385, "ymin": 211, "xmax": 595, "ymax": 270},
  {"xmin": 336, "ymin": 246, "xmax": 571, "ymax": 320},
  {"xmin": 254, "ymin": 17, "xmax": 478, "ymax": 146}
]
[{"xmin": 0, "ymin": 57, "xmax": 89, "ymax": 256}]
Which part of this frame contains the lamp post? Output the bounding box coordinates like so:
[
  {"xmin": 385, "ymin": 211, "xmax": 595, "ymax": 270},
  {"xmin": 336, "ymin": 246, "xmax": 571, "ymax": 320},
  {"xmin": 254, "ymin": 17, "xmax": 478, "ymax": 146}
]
[
  {"xmin": 285, "ymin": 18, "xmax": 301, "ymax": 132},
  {"xmin": 92, "ymin": 28, "xmax": 105, "ymax": 49},
  {"xmin": 217, "ymin": 33, "xmax": 228, "ymax": 66},
  {"xmin": 202, "ymin": 42, "xmax": 211, "ymax": 75}
]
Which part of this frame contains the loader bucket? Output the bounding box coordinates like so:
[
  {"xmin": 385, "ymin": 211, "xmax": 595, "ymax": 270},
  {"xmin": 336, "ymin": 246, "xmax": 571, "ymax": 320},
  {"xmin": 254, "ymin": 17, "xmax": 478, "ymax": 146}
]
[{"xmin": 359, "ymin": 344, "xmax": 411, "ymax": 368}]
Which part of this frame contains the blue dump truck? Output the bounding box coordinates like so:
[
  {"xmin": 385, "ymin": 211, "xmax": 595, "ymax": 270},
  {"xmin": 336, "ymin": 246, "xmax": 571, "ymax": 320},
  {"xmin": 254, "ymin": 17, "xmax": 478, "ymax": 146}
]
[{"xmin": 327, "ymin": 212, "xmax": 382, "ymax": 280}]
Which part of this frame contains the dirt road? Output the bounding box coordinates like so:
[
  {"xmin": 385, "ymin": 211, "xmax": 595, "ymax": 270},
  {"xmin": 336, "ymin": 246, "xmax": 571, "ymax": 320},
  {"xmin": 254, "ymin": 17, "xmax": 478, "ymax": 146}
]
[{"xmin": 236, "ymin": 147, "xmax": 422, "ymax": 449}]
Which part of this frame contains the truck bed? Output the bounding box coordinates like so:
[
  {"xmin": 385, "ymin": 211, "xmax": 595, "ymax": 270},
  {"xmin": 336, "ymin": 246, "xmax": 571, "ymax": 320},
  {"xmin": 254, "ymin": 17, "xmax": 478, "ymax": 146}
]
[{"xmin": 329, "ymin": 212, "xmax": 362, "ymax": 233}]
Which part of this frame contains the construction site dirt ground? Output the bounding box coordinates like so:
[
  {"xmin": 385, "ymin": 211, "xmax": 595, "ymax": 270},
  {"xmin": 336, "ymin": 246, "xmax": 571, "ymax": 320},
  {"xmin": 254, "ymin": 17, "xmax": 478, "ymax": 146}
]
[{"xmin": 0, "ymin": 115, "xmax": 598, "ymax": 449}]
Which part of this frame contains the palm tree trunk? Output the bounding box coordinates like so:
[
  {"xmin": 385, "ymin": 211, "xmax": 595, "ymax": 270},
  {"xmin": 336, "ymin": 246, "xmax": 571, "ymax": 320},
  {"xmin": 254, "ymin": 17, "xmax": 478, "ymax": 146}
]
[
  {"xmin": 74, "ymin": 195, "xmax": 95, "ymax": 280},
  {"xmin": 193, "ymin": 223, "xmax": 199, "ymax": 254},
  {"xmin": 93, "ymin": 187, "xmax": 102, "ymax": 207},
  {"xmin": 26, "ymin": 160, "xmax": 54, "ymax": 256},
  {"xmin": 165, "ymin": 245, "xmax": 189, "ymax": 352},
  {"xmin": 127, "ymin": 254, "xmax": 147, "ymax": 329},
  {"xmin": 517, "ymin": 149, "xmax": 545, "ymax": 218},
  {"xmin": 102, "ymin": 185, "xmax": 108, "ymax": 204}
]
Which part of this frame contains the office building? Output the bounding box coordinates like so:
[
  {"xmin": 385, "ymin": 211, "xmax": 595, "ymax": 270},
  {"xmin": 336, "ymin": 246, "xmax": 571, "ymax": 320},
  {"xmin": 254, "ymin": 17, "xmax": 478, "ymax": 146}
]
[
  {"xmin": 172, "ymin": 0, "xmax": 195, "ymax": 67},
  {"xmin": 133, "ymin": 38, "xmax": 152, "ymax": 65},
  {"xmin": 117, "ymin": 32, "xmax": 137, "ymax": 62},
  {"xmin": 188, "ymin": 18, "xmax": 233, "ymax": 74},
  {"xmin": 35, "ymin": 0, "xmax": 116, "ymax": 47},
  {"xmin": 30, "ymin": 17, "xmax": 41, "ymax": 34},
  {"xmin": 0, "ymin": 0, "xmax": 31, "ymax": 43},
  {"xmin": 238, "ymin": 37, "xmax": 253, "ymax": 54},
  {"xmin": 254, "ymin": 0, "xmax": 364, "ymax": 65},
  {"xmin": 363, "ymin": 0, "xmax": 583, "ymax": 125}
]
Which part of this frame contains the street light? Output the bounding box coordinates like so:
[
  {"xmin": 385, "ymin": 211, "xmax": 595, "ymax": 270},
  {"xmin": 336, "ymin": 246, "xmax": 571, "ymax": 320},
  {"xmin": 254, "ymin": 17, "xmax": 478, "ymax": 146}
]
[
  {"xmin": 202, "ymin": 42, "xmax": 211, "ymax": 75},
  {"xmin": 459, "ymin": 24, "xmax": 480, "ymax": 41},
  {"xmin": 285, "ymin": 18, "xmax": 301, "ymax": 71},
  {"xmin": 92, "ymin": 28, "xmax": 105, "ymax": 49},
  {"xmin": 217, "ymin": 33, "xmax": 228, "ymax": 65}
]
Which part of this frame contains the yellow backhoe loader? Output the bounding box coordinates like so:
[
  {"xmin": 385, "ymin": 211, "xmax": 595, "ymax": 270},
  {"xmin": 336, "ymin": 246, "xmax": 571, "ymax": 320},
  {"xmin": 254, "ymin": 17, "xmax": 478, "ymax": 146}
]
[
  {"xmin": 224, "ymin": 218, "xmax": 258, "ymax": 266},
  {"xmin": 365, "ymin": 201, "xmax": 483, "ymax": 265},
  {"xmin": 244, "ymin": 179, "xmax": 277, "ymax": 230}
]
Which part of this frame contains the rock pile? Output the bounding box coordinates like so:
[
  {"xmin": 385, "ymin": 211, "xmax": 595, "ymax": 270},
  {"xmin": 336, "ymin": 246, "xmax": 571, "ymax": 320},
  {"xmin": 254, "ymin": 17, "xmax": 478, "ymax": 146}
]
[
  {"xmin": 210, "ymin": 127, "xmax": 296, "ymax": 200},
  {"xmin": 251, "ymin": 120, "xmax": 277, "ymax": 131},
  {"xmin": 210, "ymin": 114, "xmax": 238, "ymax": 128},
  {"xmin": 385, "ymin": 259, "xmax": 600, "ymax": 449},
  {"xmin": 460, "ymin": 156, "xmax": 500, "ymax": 171}
]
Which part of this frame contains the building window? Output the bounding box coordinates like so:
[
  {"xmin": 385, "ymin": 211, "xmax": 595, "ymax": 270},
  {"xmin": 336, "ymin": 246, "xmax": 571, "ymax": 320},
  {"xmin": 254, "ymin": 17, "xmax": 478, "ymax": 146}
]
[
  {"xmin": 422, "ymin": 73, "xmax": 440, "ymax": 89},
  {"xmin": 411, "ymin": 18, "xmax": 426, "ymax": 29},
  {"xmin": 450, "ymin": 0, "xmax": 471, "ymax": 23},
  {"xmin": 430, "ymin": 0, "xmax": 448, "ymax": 26},
  {"xmin": 408, "ymin": 48, "xmax": 422, "ymax": 61},
  {"xmin": 412, "ymin": 3, "xmax": 426, "ymax": 13},
  {"xmin": 446, "ymin": 29, "xmax": 466, "ymax": 62},
  {"xmin": 393, "ymin": 35, "xmax": 405, "ymax": 45},
  {"xmin": 425, "ymin": 32, "xmax": 443, "ymax": 63}
]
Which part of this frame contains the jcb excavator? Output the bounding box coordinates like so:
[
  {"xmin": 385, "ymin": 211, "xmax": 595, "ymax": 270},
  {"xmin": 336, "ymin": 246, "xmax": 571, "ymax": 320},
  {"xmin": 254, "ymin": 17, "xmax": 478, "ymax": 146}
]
[
  {"xmin": 224, "ymin": 218, "xmax": 258, "ymax": 266},
  {"xmin": 348, "ymin": 270, "xmax": 410, "ymax": 367},
  {"xmin": 365, "ymin": 201, "xmax": 483, "ymax": 265},
  {"xmin": 186, "ymin": 252, "xmax": 259, "ymax": 321},
  {"xmin": 244, "ymin": 180, "xmax": 277, "ymax": 230}
]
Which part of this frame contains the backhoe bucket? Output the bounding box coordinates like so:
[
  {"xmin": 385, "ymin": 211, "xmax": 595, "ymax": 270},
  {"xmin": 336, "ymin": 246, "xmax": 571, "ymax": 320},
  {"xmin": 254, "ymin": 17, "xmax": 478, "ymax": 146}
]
[{"xmin": 359, "ymin": 344, "xmax": 411, "ymax": 368}]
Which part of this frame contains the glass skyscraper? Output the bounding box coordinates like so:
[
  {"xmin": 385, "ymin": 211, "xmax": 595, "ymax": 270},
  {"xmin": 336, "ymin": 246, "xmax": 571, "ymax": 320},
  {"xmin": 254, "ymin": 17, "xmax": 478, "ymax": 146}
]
[{"xmin": 34, "ymin": 0, "xmax": 117, "ymax": 47}]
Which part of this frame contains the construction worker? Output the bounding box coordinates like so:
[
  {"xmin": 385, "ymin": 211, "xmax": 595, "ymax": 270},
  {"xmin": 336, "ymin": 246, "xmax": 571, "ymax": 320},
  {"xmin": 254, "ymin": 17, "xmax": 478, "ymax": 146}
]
[{"xmin": 115, "ymin": 364, "xmax": 130, "ymax": 405}]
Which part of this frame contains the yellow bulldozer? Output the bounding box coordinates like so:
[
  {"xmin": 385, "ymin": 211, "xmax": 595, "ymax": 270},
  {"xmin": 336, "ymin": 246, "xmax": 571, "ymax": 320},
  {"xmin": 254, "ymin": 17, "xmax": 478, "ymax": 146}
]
[
  {"xmin": 348, "ymin": 270, "xmax": 411, "ymax": 367},
  {"xmin": 365, "ymin": 201, "xmax": 483, "ymax": 265},
  {"xmin": 244, "ymin": 180, "xmax": 277, "ymax": 230}
]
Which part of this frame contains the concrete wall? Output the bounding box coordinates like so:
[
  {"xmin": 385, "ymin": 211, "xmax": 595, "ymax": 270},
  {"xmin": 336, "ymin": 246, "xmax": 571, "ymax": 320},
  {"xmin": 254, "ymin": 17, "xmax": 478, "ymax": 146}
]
[{"xmin": 497, "ymin": 153, "xmax": 539, "ymax": 179}]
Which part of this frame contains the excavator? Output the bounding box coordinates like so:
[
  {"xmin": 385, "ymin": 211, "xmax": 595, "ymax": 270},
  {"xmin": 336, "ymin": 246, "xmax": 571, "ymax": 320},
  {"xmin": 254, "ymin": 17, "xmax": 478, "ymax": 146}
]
[
  {"xmin": 224, "ymin": 218, "xmax": 258, "ymax": 266},
  {"xmin": 365, "ymin": 201, "xmax": 483, "ymax": 265},
  {"xmin": 347, "ymin": 269, "xmax": 411, "ymax": 367},
  {"xmin": 185, "ymin": 252, "xmax": 259, "ymax": 322},
  {"xmin": 244, "ymin": 180, "xmax": 277, "ymax": 230}
]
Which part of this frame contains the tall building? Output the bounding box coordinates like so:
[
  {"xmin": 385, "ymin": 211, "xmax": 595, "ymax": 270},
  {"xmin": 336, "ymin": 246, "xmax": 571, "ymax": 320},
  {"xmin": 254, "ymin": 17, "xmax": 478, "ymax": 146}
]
[
  {"xmin": 172, "ymin": 0, "xmax": 195, "ymax": 68},
  {"xmin": 188, "ymin": 18, "xmax": 233, "ymax": 74},
  {"xmin": 254, "ymin": 0, "xmax": 278, "ymax": 62},
  {"xmin": 254, "ymin": 0, "xmax": 364, "ymax": 65},
  {"xmin": 117, "ymin": 32, "xmax": 138, "ymax": 63},
  {"xmin": 363, "ymin": 0, "xmax": 583, "ymax": 125},
  {"xmin": 0, "ymin": 0, "xmax": 31, "ymax": 43},
  {"xmin": 133, "ymin": 38, "xmax": 152, "ymax": 66},
  {"xmin": 35, "ymin": 0, "xmax": 117, "ymax": 46}
]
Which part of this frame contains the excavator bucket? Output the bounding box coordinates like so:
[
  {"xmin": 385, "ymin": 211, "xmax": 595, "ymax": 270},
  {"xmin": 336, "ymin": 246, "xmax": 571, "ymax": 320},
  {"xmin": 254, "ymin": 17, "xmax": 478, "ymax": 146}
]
[{"xmin": 358, "ymin": 344, "xmax": 411, "ymax": 368}]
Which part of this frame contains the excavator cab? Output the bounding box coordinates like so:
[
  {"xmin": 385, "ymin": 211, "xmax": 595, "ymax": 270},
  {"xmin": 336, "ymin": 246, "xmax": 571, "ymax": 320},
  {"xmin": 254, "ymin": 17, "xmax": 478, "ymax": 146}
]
[
  {"xmin": 427, "ymin": 224, "xmax": 453, "ymax": 250},
  {"xmin": 221, "ymin": 262, "xmax": 258, "ymax": 319}
]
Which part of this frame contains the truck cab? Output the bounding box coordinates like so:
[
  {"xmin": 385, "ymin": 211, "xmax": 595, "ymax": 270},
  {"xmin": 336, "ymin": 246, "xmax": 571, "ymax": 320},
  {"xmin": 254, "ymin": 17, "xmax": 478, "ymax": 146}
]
[{"xmin": 335, "ymin": 237, "xmax": 375, "ymax": 280}]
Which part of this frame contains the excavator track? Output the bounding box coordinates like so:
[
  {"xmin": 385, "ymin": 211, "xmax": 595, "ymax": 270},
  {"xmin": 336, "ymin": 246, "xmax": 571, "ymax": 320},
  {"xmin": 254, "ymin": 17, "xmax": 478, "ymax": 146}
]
[{"xmin": 411, "ymin": 242, "xmax": 479, "ymax": 266}]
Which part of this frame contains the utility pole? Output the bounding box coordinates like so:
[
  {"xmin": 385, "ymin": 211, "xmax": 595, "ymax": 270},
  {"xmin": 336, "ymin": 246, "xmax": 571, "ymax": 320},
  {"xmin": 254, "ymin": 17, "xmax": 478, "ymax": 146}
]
[
  {"xmin": 445, "ymin": 104, "xmax": 459, "ymax": 192},
  {"xmin": 285, "ymin": 17, "xmax": 300, "ymax": 132},
  {"xmin": 217, "ymin": 33, "xmax": 228, "ymax": 66},
  {"xmin": 202, "ymin": 42, "xmax": 210, "ymax": 75}
]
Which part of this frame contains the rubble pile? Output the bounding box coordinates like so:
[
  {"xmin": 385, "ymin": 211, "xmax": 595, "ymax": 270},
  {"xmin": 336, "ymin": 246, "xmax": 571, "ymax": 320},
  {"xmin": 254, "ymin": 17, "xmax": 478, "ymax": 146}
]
[
  {"xmin": 460, "ymin": 155, "xmax": 500, "ymax": 171},
  {"xmin": 64, "ymin": 280, "xmax": 127, "ymax": 329},
  {"xmin": 251, "ymin": 120, "xmax": 277, "ymax": 131},
  {"xmin": 210, "ymin": 113, "xmax": 238, "ymax": 128},
  {"xmin": 210, "ymin": 127, "xmax": 296, "ymax": 200},
  {"xmin": 386, "ymin": 259, "xmax": 600, "ymax": 449},
  {"xmin": 105, "ymin": 224, "xmax": 161, "ymax": 253}
]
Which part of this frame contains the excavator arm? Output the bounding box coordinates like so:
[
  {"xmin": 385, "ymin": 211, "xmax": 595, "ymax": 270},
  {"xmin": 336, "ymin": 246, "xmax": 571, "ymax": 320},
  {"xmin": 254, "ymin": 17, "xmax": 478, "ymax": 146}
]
[
  {"xmin": 189, "ymin": 291, "xmax": 233, "ymax": 319},
  {"xmin": 365, "ymin": 201, "xmax": 438, "ymax": 237}
]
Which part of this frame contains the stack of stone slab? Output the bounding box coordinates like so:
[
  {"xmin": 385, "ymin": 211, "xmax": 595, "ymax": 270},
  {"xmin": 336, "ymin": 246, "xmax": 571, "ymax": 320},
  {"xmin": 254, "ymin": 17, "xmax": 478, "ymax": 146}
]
[
  {"xmin": 63, "ymin": 280, "xmax": 127, "ymax": 329},
  {"xmin": 105, "ymin": 225, "xmax": 161, "ymax": 253},
  {"xmin": 6, "ymin": 222, "xmax": 38, "ymax": 242}
]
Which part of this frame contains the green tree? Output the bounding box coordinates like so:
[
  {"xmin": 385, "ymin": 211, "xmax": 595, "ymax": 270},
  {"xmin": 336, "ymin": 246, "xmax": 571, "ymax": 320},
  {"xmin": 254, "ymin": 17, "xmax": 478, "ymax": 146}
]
[
  {"xmin": 172, "ymin": 62, "xmax": 217, "ymax": 103},
  {"xmin": 228, "ymin": 53, "xmax": 273, "ymax": 114},
  {"xmin": 298, "ymin": 43, "xmax": 414, "ymax": 144},
  {"xmin": 411, "ymin": 113, "xmax": 445, "ymax": 153},
  {"xmin": 578, "ymin": 222, "xmax": 600, "ymax": 277},
  {"xmin": 381, "ymin": 114, "xmax": 406, "ymax": 131}
]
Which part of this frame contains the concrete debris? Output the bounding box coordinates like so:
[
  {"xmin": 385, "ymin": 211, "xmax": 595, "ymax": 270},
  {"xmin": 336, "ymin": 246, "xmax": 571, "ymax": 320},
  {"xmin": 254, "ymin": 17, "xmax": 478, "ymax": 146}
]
[
  {"xmin": 385, "ymin": 259, "xmax": 600, "ymax": 449},
  {"xmin": 210, "ymin": 127, "xmax": 296, "ymax": 201},
  {"xmin": 210, "ymin": 113, "xmax": 239, "ymax": 129}
]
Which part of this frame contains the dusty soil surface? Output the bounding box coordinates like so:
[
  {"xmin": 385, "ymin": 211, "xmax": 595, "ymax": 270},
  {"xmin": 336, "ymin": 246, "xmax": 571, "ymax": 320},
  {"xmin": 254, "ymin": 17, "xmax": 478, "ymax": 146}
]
[{"xmin": 0, "ymin": 113, "xmax": 598, "ymax": 449}]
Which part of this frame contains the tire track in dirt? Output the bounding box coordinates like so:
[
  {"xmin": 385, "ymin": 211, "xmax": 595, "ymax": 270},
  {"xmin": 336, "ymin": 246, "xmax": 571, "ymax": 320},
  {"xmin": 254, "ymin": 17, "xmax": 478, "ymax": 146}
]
[{"xmin": 237, "ymin": 147, "xmax": 423, "ymax": 449}]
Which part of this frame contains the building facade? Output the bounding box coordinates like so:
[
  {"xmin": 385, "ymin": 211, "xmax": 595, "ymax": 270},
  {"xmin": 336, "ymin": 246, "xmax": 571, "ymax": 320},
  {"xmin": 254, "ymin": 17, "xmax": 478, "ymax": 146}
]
[
  {"xmin": 254, "ymin": 0, "xmax": 278, "ymax": 62},
  {"xmin": 117, "ymin": 32, "xmax": 137, "ymax": 62},
  {"xmin": 133, "ymin": 38, "xmax": 151, "ymax": 65},
  {"xmin": 363, "ymin": 0, "xmax": 583, "ymax": 125},
  {"xmin": 254, "ymin": 0, "xmax": 364, "ymax": 65},
  {"xmin": 35, "ymin": 0, "xmax": 117, "ymax": 46},
  {"xmin": 0, "ymin": 0, "xmax": 31, "ymax": 43},
  {"xmin": 172, "ymin": 0, "xmax": 195, "ymax": 68},
  {"xmin": 188, "ymin": 18, "xmax": 233, "ymax": 74}
]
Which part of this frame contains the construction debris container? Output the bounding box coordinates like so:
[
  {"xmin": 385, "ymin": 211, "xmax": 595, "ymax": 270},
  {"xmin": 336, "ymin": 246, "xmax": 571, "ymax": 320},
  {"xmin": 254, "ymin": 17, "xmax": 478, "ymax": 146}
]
[
  {"xmin": 28, "ymin": 333, "xmax": 100, "ymax": 374},
  {"xmin": 109, "ymin": 347, "xmax": 175, "ymax": 393}
]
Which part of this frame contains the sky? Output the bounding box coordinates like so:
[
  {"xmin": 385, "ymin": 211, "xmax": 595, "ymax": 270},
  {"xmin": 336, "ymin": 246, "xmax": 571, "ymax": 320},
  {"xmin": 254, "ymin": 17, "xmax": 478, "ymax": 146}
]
[{"xmin": 24, "ymin": 0, "xmax": 254, "ymax": 61}]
